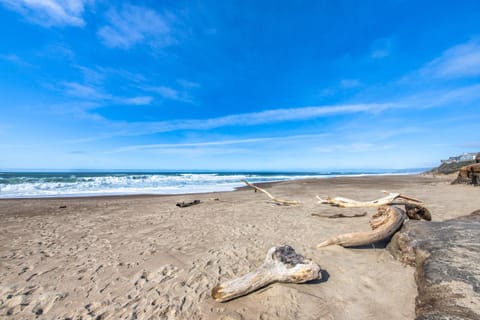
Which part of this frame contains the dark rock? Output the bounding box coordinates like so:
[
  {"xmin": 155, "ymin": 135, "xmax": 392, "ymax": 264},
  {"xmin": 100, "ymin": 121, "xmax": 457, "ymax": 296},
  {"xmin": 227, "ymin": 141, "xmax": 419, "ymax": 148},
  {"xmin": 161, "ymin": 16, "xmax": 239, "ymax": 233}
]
[{"xmin": 388, "ymin": 210, "xmax": 480, "ymax": 319}]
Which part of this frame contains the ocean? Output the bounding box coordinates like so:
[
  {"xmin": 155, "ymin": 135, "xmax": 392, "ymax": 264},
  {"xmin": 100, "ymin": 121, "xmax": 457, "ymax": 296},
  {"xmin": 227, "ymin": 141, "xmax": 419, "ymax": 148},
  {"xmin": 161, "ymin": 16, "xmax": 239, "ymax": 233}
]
[{"xmin": 0, "ymin": 170, "xmax": 423, "ymax": 198}]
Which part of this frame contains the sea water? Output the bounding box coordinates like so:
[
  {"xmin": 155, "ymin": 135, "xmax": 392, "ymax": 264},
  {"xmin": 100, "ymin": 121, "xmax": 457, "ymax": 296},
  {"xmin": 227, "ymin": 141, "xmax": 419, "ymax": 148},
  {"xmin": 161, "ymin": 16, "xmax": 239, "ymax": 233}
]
[{"xmin": 0, "ymin": 170, "xmax": 422, "ymax": 198}]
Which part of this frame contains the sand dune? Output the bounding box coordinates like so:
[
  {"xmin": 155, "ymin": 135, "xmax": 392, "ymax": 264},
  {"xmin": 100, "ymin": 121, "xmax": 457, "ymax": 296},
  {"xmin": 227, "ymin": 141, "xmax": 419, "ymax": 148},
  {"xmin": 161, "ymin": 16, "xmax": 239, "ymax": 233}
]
[{"xmin": 1, "ymin": 174, "xmax": 479, "ymax": 319}]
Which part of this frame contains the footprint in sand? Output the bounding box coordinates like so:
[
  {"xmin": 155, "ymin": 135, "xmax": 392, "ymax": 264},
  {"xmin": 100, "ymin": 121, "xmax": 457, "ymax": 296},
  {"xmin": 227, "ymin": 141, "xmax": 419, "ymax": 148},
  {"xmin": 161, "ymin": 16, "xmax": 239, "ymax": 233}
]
[{"xmin": 31, "ymin": 292, "xmax": 66, "ymax": 316}]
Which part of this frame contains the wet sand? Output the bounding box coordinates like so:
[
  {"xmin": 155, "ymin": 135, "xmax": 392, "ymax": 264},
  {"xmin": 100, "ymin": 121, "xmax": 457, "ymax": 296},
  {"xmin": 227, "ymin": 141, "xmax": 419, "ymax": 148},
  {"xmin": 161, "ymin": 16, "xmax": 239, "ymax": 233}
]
[{"xmin": 1, "ymin": 174, "xmax": 479, "ymax": 319}]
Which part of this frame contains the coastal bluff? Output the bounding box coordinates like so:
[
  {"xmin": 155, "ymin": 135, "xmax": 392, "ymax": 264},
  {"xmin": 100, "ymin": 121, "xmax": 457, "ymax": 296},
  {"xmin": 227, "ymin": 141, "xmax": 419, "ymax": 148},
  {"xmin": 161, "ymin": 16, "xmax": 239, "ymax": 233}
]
[{"xmin": 388, "ymin": 210, "xmax": 480, "ymax": 320}]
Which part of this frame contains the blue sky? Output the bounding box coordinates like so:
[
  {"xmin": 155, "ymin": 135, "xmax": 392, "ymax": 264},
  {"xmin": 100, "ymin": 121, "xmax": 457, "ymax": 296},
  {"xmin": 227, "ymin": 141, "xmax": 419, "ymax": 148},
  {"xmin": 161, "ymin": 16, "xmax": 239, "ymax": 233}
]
[{"xmin": 1, "ymin": 0, "xmax": 480, "ymax": 170}]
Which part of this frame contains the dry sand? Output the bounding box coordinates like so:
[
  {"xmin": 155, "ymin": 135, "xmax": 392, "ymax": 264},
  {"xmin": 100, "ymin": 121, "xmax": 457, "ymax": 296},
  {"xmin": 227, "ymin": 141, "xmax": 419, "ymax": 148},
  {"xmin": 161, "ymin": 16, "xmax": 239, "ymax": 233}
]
[{"xmin": 1, "ymin": 174, "xmax": 479, "ymax": 319}]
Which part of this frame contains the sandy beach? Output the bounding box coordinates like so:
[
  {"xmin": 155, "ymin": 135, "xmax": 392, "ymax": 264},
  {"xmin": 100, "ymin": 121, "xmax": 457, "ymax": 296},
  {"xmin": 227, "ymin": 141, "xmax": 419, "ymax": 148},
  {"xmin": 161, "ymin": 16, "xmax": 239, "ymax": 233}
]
[{"xmin": 1, "ymin": 174, "xmax": 479, "ymax": 319}]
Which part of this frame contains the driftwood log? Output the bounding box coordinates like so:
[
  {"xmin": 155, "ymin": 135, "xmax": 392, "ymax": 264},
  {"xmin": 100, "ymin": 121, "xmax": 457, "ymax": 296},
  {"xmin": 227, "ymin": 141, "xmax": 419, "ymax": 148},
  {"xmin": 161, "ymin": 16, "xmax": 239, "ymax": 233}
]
[
  {"xmin": 311, "ymin": 212, "xmax": 367, "ymax": 219},
  {"xmin": 387, "ymin": 210, "xmax": 480, "ymax": 319},
  {"xmin": 316, "ymin": 191, "xmax": 423, "ymax": 208},
  {"xmin": 176, "ymin": 200, "xmax": 201, "ymax": 208},
  {"xmin": 405, "ymin": 203, "xmax": 432, "ymax": 221},
  {"xmin": 211, "ymin": 245, "xmax": 321, "ymax": 302},
  {"xmin": 241, "ymin": 180, "xmax": 299, "ymax": 206},
  {"xmin": 317, "ymin": 206, "xmax": 406, "ymax": 248}
]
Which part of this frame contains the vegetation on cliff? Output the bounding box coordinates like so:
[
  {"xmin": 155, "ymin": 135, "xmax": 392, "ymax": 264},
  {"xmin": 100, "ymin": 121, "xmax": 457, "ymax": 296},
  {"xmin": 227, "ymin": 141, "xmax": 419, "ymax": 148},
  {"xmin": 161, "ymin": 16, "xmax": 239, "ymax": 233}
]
[{"xmin": 427, "ymin": 160, "xmax": 475, "ymax": 175}]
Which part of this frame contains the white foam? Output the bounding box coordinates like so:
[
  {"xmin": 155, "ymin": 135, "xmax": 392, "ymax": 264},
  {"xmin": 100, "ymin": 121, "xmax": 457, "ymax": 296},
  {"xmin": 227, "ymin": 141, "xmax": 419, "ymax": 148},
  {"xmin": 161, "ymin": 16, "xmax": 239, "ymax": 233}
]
[{"xmin": 0, "ymin": 173, "xmax": 324, "ymax": 198}]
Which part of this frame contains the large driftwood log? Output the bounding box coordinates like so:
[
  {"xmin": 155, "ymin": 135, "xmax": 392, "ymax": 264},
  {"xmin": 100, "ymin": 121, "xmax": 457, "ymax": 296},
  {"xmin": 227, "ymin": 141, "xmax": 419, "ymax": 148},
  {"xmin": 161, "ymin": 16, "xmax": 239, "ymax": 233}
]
[
  {"xmin": 241, "ymin": 180, "xmax": 299, "ymax": 206},
  {"xmin": 387, "ymin": 210, "xmax": 480, "ymax": 319},
  {"xmin": 316, "ymin": 191, "xmax": 423, "ymax": 208},
  {"xmin": 211, "ymin": 245, "xmax": 321, "ymax": 302},
  {"xmin": 317, "ymin": 206, "xmax": 406, "ymax": 248}
]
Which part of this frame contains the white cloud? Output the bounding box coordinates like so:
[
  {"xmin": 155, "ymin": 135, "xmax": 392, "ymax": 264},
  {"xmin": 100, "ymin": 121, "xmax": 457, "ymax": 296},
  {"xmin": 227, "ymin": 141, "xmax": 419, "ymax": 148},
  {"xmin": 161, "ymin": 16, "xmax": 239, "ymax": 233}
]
[
  {"xmin": 114, "ymin": 103, "xmax": 391, "ymax": 137},
  {"xmin": 61, "ymin": 82, "xmax": 153, "ymax": 106},
  {"xmin": 401, "ymin": 84, "xmax": 480, "ymax": 108},
  {"xmin": 177, "ymin": 79, "xmax": 200, "ymax": 88},
  {"xmin": 108, "ymin": 133, "xmax": 330, "ymax": 153},
  {"xmin": 123, "ymin": 96, "xmax": 153, "ymax": 105},
  {"xmin": 340, "ymin": 79, "xmax": 362, "ymax": 89},
  {"xmin": 204, "ymin": 104, "xmax": 389, "ymax": 126},
  {"xmin": 370, "ymin": 37, "xmax": 394, "ymax": 59},
  {"xmin": 153, "ymin": 86, "xmax": 179, "ymax": 99},
  {"xmin": 146, "ymin": 85, "xmax": 195, "ymax": 103},
  {"xmin": 62, "ymin": 82, "xmax": 109, "ymax": 100},
  {"xmin": 0, "ymin": 0, "xmax": 93, "ymax": 27},
  {"xmin": 75, "ymin": 65, "xmax": 105, "ymax": 85},
  {"xmin": 0, "ymin": 53, "xmax": 32, "ymax": 67},
  {"xmin": 419, "ymin": 40, "xmax": 480, "ymax": 79},
  {"xmin": 98, "ymin": 4, "xmax": 174, "ymax": 49},
  {"xmin": 314, "ymin": 143, "xmax": 392, "ymax": 153}
]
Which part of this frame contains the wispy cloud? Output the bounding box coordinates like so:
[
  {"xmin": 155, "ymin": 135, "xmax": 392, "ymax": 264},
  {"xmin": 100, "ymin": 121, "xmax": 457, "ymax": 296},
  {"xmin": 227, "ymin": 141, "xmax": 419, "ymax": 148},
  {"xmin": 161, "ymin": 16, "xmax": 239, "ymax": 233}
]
[
  {"xmin": 0, "ymin": 0, "xmax": 93, "ymax": 27},
  {"xmin": 207, "ymin": 104, "xmax": 389, "ymax": 126},
  {"xmin": 151, "ymin": 86, "xmax": 180, "ymax": 100},
  {"xmin": 145, "ymin": 85, "xmax": 195, "ymax": 103},
  {"xmin": 75, "ymin": 76, "xmax": 480, "ymax": 141},
  {"xmin": 63, "ymin": 82, "xmax": 108, "ymax": 100},
  {"xmin": 123, "ymin": 96, "xmax": 154, "ymax": 105},
  {"xmin": 0, "ymin": 53, "xmax": 32, "ymax": 67},
  {"xmin": 401, "ymin": 83, "xmax": 480, "ymax": 108},
  {"xmin": 98, "ymin": 4, "xmax": 175, "ymax": 49},
  {"xmin": 108, "ymin": 133, "xmax": 330, "ymax": 153},
  {"xmin": 419, "ymin": 40, "xmax": 480, "ymax": 79},
  {"xmin": 314, "ymin": 143, "xmax": 393, "ymax": 153},
  {"xmin": 177, "ymin": 79, "xmax": 200, "ymax": 88},
  {"xmin": 61, "ymin": 82, "xmax": 153, "ymax": 106},
  {"xmin": 75, "ymin": 65, "xmax": 105, "ymax": 85},
  {"xmin": 370, "ymin": 37, "xmax": 394, "ymax": 59},
  {"xmin": 340, "ymin": 79, "xmax": 362, "ymax": 89},
  {"xmin": 49, "ymin": 101, "xmax": 104, "ymax": 121},
  {"xmin": 104, "ymin": 103, "xmax": 391, "ymax": 137}
]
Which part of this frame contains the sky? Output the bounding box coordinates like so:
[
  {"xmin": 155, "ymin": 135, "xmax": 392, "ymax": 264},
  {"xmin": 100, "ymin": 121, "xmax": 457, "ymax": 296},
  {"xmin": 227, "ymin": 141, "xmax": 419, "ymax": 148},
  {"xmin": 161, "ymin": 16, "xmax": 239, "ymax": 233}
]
[{"xmin": 0, "ymin": 0, "xmax": 480, "ymax": 171}]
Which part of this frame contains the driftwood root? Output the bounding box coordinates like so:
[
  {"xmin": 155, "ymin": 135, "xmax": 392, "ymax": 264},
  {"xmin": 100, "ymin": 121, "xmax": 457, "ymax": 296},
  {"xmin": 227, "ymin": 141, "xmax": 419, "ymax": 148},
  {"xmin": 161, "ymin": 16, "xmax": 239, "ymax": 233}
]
[{"xmin": 212, "ymin": 244, "xmax": 321, "ymax": 302}]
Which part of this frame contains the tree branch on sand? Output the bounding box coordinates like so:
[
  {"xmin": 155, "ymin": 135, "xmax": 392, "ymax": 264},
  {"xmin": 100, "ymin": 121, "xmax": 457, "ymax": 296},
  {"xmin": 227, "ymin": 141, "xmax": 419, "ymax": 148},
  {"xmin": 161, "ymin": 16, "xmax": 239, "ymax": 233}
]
[
  {"xmin": 241, "ymin": 180, "xmax": 299, "ymax": 206},
  {"xmin": 316, "ymin": 191, "xmax": 423, "ymax": 208},
  {"xmin": 212, "ymin": 245, "xmax": 321, "ymax": 302}
]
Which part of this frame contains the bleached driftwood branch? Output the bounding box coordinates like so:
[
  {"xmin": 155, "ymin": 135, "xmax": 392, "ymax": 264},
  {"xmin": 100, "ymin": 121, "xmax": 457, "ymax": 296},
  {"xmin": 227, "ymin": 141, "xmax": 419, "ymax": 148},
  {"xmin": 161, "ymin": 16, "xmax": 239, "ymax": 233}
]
[
  {"xmin": 212, "ymin": 244, "xmax": 321, "ymax": 302},
  {"xmin": 316, "ymin": 191, "xmax": 423, "ymax": 208},
  {"xmin": 317, "ymin": 206, "xmax": 406, "ymax": 248},
  {"xmin": 241, "ymin": 180, "xmax": 299, "ymax": 206}
]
